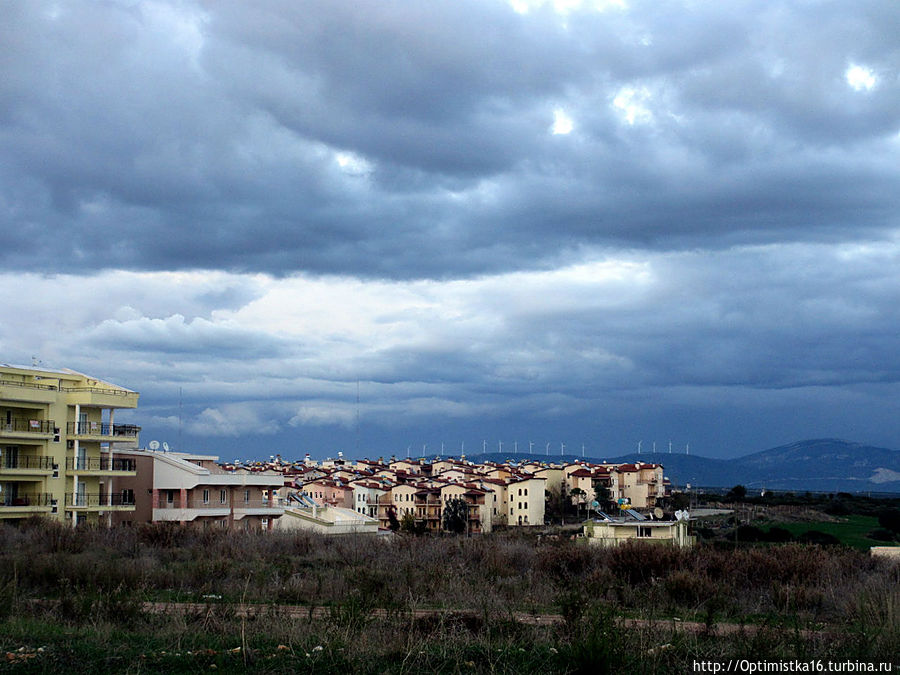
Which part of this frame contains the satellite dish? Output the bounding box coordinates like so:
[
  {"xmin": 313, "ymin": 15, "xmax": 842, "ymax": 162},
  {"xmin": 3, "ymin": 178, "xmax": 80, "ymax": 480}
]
[
  {"xmin": 149, "ymin": 440, "xmax": 160, "ymax": 450},
  {"xmin": 162, "ymin": 442, "xmax": 170, "ymax": 452},
  {"xmin": 654, "ymin": 507, "xmax": 664, "ymax": 519}
]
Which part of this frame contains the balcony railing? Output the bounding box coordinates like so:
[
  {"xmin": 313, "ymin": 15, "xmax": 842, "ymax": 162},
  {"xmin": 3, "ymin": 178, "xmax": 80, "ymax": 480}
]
[
  {"xmin": 155, "ymin": 498, "xmax": 278, "ymax": 510},
  {"xmin": 66, "ymin": 422, "xmax": 141, "ymax": 437},
  {"xmin": 1, "ymin": 493, "xmax": 53, "ymax": 507},
  {"xmin": 65, "ymin": 493, "xmax": 135, "ymax": 507},
  {"xmin": 61, "ymin": 386, "xmax": 132, "ymax": 397},
  {"xmin": 2, "ymin": 455, "xmax": 54, "ymax": 470},
  {"xmin": 1, "ymin": 419, "xmax": 55, "ymax": 434},
  {"xmin": 0, "ymin": 379, "xmax": 58, "ymax": 391},
  {"xmin": 66, "ymin": 457, "xmax": 136, "ymax": 472}
]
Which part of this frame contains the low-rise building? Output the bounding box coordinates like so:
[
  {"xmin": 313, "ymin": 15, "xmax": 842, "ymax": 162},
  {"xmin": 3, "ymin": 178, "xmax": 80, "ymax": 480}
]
[
  {"xmin": 111, "ymin": 448, "xmax": 284, "ymax": 530},
  {"xmin": 583, "ymin": 516, "xmax": 694, "ymax": 548}
]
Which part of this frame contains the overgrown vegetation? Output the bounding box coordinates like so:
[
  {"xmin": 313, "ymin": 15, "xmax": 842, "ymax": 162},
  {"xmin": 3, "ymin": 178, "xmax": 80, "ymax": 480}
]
[{"xmin": 0, "ymin": 518, "xmax": 897, "ymax": 672}]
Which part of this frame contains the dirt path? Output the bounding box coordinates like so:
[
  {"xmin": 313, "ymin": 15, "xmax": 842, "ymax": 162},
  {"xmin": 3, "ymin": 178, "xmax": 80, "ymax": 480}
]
[{"xmin": 142, "ymin": 602, "xmax": 827, "ymax": 638}]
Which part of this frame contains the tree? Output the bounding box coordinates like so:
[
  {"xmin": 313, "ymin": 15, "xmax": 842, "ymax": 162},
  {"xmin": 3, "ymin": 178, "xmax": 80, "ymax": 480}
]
[
  {"xmin": 570, "ymin": 487, "xmax": 587, "ymax": 518},
  {"xmin": 387, "ymin": 507, "xmax": 400, "ymax": 532},
  {"xmin": 442, "ymin": 497, "xmax": 469, "ymax": 534},
  {"xmin": 725, "ymin": 485, "xmax": 747, "ymax": 501},
  {"xmin": 593, "ymin": 484, "xmax": 612, "ymax": 512}
]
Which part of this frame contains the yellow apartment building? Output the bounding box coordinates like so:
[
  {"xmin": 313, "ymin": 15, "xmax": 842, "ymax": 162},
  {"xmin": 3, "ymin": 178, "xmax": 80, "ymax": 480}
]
[{"xmin": 0, "ymin": 363, "xmax": 140, "ymax": 526}]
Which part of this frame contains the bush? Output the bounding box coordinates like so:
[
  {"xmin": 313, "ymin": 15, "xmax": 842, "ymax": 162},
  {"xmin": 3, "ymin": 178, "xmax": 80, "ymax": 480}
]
[
  {"xmin": 877, "ymin": 508, "xmax": 900, "ymax": 534},
  {"xmin": 867, "ymin": 528, "xmax": 897, "ymax": 543}
]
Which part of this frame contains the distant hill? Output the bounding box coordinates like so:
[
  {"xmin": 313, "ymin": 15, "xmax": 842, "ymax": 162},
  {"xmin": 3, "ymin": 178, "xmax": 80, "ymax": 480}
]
[{"xmin": 467, "ymin": 439, "xmax": 900, "ymax": 494}]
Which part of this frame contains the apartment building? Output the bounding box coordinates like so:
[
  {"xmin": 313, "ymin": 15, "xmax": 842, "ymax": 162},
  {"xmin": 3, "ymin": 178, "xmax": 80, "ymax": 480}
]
[
  {"xmin": 111, "ymin": 448, "xmax": 284, "ymax": 530},
  {"xmin": 0, "ymin": 363, "xmax": 140, "ymax": 526},
  {"xmin": 612, "ymin": 462, "xmax": 665, "ymax": 508},
  {"xmin": 505, "ymin": 476, "xmax": 545, "ymax": 526}
]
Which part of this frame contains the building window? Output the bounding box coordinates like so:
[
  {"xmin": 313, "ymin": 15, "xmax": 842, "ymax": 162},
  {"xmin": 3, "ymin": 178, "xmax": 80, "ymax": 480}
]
[
  {"xmin": 638, "ymin": 527, "xmax": 652, "ymax": 538},
  {"xmin": 121, "ymin": 489, "xmax": 135, "ymax": 505},
  {"xmin": 244, "ymin": 489, "xmax": 250, "ymax": 504},
  {"xmin": 203, "ymin": 489, "xmax": 210, "ymax": 504},
  {"xmin": 166, "ymin": 490, "xmax": 174, "ymax": 505},
  {"xmin": 220, "ymin": 489, "xmax": 227, "ymax": 504}
]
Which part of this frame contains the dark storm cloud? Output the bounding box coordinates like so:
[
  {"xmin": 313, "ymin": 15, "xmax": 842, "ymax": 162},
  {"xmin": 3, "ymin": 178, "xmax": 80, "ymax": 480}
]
[{"xmin": 2, "ymin": 0, "xmax": 899, "ymax": 278}]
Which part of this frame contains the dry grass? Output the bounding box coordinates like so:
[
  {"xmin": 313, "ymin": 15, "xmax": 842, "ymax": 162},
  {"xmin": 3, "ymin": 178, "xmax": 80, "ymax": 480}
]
[{"xmin": 1, "ymin": 519, "xmax": 898, "ymax": 671}]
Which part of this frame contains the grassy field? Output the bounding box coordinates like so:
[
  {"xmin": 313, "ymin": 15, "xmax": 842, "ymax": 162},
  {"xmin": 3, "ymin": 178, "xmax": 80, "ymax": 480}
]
[
  {"xmin": 760, "ymin": 515, "xmax": 886, "ymax": 550},
  {"xmin": 1, "ymin": 520, "xmax": 898, "ymax": 673}
]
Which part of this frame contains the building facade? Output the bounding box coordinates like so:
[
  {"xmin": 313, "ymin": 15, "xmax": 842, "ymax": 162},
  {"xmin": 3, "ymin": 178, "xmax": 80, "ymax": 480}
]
[
  {"xmin": 111, "ymin": 448, "xmax": 285, "ymax": 529},
  {"xmin": 1, "ymin": 364, "xmax": 140, "ymax": 526}
]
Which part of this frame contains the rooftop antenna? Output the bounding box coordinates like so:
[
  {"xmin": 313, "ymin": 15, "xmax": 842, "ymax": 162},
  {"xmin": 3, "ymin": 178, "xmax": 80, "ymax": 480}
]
[
  {"xmin": 406, "ymin": 445, "xmax": 411, "ymax": 458},
  {"xmin": 178, "ymin": 387, "xmax": 183, "ymax": 451},
  {"xmin": 529, "ymin": 441, "xmax": 534, "ymax": 454},
  {"xmin": 638, "ymin": 440, "xmax": 642, "ymax": 454},
  {"xmin": 560, "ymin": 442, "xmax": 565, "ymax": 456},
  {"xmin": 498, "ymin": 440, "xmax": 503, "ymax": 453},
  {"xmin": 355, "ymin": 378, "xmax": 360, "ymax": 456}
]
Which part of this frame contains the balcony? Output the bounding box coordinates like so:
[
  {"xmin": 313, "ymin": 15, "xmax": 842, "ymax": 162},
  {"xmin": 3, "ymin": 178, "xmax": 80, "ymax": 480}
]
[
  {"xmin": 66, "ymin": 456, "xmax": 136, "ymax": 474},
  {"xmin": 234, "ymin": 499, "xmax": 285, "ymax": 518},
  {"xmin": 65, "ymin": 492, "xmax": 135, "ymax": 510},
  {"xmin": 0, "ymin": 492, "xmax": 54, "ymax": 516},
  {"xmin": 0, "ymin": 455, "xmax": 54, "ymax": 476},
  {"xmin": 62, "ymin": 386, "xmax": 138, "ymax": 409},
  {"xmin": 0, "ymin": 418, "xmax": 55, "ymax": 439},
  {"xmin": 0, "ymin": 379, "xmax": 59, "ymax": 404},
  {"xmin": 153, "ymin": 498, "xmax": 231, "ymax": 522},
  {"xmin": 66, "ymin": 422, "xmax": 141, "ymax": 441}
]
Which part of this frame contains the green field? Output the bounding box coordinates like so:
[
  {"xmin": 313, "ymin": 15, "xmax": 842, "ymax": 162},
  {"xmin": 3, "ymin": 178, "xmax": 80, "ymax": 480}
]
[{"xmin": 761, "ymin": 514, "xmax": 891, "ymax": 550}]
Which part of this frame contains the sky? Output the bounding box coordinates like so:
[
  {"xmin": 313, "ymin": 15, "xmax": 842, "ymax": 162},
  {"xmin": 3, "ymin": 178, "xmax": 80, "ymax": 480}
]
[{"xmin": 2, "ymin": 0, "xmax": 899, "ymax": 461}]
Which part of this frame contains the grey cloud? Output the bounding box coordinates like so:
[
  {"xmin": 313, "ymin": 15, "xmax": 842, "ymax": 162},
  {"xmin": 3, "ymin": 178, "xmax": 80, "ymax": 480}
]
[{"xmin": 2, "ymin": 1, "xmax": 899, "ymax": 279}]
